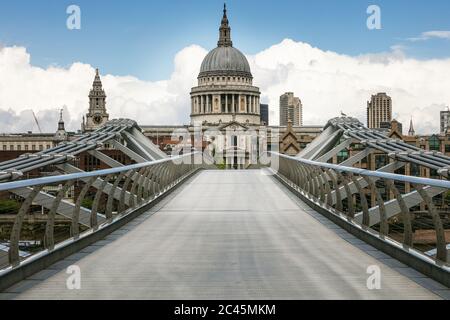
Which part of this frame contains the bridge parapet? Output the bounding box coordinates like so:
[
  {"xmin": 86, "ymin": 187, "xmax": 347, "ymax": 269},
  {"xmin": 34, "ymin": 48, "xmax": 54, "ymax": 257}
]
[
  {"xmin": 0, "ymin": 152, "xmax": 205, "ymax": 274},
  {"xmin": 0, "ymin": 118, "xmax": 167, "ymax": 182},
  {"xmin": 272, "ymin": 152, "xmax": 450, "ymax": 270}
]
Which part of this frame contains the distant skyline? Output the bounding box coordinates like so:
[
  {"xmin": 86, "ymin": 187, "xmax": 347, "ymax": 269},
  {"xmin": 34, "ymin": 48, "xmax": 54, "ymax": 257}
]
[
  {"xmin": 0, "ymin": 1, "xmax": 450, "ymax": 134},
  {"xmin": 1, "ymin": 0, "xmax": 450, "ymax": 81}
]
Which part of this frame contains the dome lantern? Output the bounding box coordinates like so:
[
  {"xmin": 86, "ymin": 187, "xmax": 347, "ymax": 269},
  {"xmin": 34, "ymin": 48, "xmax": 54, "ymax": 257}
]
[{"xmin": 218, "ymin": 3, "xmax": 232, "ymax": 47}]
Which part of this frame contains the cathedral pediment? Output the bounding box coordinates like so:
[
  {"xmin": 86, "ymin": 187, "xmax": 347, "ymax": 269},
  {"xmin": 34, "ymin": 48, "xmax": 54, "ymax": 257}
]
[{"xmin": 218, "ymin": 121, "xmax": 249, "ymax": 132}]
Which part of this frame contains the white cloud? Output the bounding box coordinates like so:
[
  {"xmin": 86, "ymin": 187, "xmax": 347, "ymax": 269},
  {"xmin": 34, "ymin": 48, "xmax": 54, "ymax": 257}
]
[
  {"xmin": 0, "ymin": 45, "xmax": 207, "ymax": 133},
  {"xmin": 248, "ymin": 39, "xmax": 450, "ymax": 133},
  {"xmin": 0, "ymin": 40, "xmax": 449, "ymax": 135},
  {"xmin": 407, "ymin": 30, "xmax": 450, "ymax": 42}
]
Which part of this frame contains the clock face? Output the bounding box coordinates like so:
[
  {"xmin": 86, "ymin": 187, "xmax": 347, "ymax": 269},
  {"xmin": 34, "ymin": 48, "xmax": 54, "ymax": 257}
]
[{"xmin": 93, "ymin": 114, "xmax": 103, "ymax": 125}]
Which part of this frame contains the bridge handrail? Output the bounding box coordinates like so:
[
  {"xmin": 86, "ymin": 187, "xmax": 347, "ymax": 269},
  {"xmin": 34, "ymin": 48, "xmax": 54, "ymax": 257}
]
[
  {"xmin": 0, "ymin": 152, "xmax": 201, "ymax": 192},
  {"xmin": 270, "ymin": 152, "xmax": 450, "ymax": 189},
  {"xmin": 0, "ymin": 151, "xmax": 205, "ymax": 271},
  {"xmin": 269, "ymin": 151, "xmax": 450, "ymax": 266}
]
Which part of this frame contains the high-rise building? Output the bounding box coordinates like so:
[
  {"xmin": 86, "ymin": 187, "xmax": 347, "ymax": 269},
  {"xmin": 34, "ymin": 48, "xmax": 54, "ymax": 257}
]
[
  {"xmin": 260, "ymin": 104, "xmax": 269, "ymax": 125},
  {"xmin": 440, "ymin": 107, "xmax": 450, "ymax": 134},
  {"xmin": 82, "ymin": 68, "xmax": 109, "ymax": 132},
  {"xmin": 367, "ymin": 92, "xmax": 392, "ymax": 129},
  {"xmin": 280, "ymin": 92, "xmax": 302, "ymax": 126}
]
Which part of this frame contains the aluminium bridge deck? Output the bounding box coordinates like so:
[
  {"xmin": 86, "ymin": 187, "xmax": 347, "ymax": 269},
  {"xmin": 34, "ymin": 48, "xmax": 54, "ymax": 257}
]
[{"xmin": 1, "ymin": 170, "xmax": 446, "ymax": 300}]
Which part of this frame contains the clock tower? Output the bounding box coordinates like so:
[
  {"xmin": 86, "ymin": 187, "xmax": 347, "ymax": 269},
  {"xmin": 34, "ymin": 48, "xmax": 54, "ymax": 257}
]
[{"xmin": 83, "ymin": 68, "xmax": 109, "ymax": 132}]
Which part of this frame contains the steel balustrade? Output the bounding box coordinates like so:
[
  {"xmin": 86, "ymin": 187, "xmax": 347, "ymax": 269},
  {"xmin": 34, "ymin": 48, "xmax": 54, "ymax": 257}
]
[
  {"xmin": 270, "ymin": 151, "xmax": 450, "ymax": 264},
  {"xmin": 0, "ymin": 119, "xmax": 168, "ymax": 182},
  {"xmin": 0, "ymin": 152, "xmax": 205, "ymax": 269}
]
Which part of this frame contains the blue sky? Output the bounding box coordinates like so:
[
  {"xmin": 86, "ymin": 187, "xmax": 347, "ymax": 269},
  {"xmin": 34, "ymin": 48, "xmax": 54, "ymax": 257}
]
[{"xmin": 1, "ymin": 0, "xmax": 450, "ymax": 81}]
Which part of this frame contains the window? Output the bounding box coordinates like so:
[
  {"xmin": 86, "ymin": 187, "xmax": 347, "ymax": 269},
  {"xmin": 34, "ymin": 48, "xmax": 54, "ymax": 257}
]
[
  {"xmin": 429, "ymin": 135, "xmax": 440, "ymax": 151},
  {"xmin": 410, "ymin": 163, "xmax": 420, "ymax": 177},
  {"xmin": 32, "ymin": 145, "xmax": 36, "ymax": 151},
  {"xmin": 17, "ymin": 145, "xmax": 21, "ymax": 151},
  {"xmin": 445, "ymin": 144, "xmax": 450, "ymax": 153},
  {"xmin": 337, "ymin": 149, "xmax": 349, "ymax": 163},
  {"xmin": 46, "ymin": 145, "xmax": 51, "ymax": 149},
  {"xmin": 375, "ymin": 155, "xmax": 388, "ymax": 169},
  {"xmin": 39, "ymin": 145, "xmax": 43, "ymax": 151},
  {"xmin": 430, "ymin": 169, "xmax": 439, "ymax": 178},
  {"xmin": 2, "ymin": 145, "xmax": 6, "ymax": 151},
  {"xmin": 25, "ymin": 145, "xmax": 29, "ymax": 151},
  {"xmin": 10, "ymin": 145, "xmax": 14, "ymax": 151}
]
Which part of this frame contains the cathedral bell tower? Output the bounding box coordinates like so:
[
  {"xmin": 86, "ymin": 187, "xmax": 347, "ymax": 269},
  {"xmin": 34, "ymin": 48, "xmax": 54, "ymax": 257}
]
[
  {"xmin": 83, "ymin": 68, "xmax": 109, "ymax": 132},
  {"xmin": 55, "ymin": 108, "xmax": 68, "ymax": 142}
]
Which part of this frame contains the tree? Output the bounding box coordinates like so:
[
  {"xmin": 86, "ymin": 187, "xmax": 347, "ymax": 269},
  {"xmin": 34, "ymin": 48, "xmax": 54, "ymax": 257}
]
[
  {"xmin": 0, "ymin": 199, "xmax": 20, "ymax": 214},
  {"xmin": 81, "ymin": 198, "xmax": 94, "ymax": 210}
]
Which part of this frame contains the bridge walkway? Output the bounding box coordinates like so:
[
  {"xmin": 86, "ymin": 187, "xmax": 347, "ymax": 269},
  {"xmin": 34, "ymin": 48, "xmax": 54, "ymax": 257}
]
[{"xmin": 1, "ymin": 170, "xmax": 447, "ymax": 299}]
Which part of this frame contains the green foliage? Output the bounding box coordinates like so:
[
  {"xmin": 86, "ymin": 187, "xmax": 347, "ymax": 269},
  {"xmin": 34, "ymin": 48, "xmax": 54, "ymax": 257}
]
[
  {"xmin": 81, "ymin": 198, "xmax": 94, "ymax": 210},
  {"xmin": 216, "ymin": 163, "xmax": 226, "ymax": 170},
  {"xmin": 0, "ymin": 199, "xmax": 20, "ymax": 214},
  {"xmin": 445, "ymin": 191, "xmax": 450, "ymax": 203}
]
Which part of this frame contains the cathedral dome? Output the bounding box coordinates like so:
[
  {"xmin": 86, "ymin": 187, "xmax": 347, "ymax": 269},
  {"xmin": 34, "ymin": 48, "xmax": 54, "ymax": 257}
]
[
  {"xmin": 190, "ymin": 4, "xmax": 261, "ymax": 127},
  {"xmin": 198, "ymin": 4, "xmax": 252, "ymax": 79},
  {"xmin": 199, "ymin": 46, "xmax": 251, "ymax": 78}
]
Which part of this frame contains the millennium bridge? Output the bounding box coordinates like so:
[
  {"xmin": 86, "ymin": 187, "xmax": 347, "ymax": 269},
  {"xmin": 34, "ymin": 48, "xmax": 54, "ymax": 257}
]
[{"xmin": 0, "ymin": 117, "xmax": 449, "ymax": 299}]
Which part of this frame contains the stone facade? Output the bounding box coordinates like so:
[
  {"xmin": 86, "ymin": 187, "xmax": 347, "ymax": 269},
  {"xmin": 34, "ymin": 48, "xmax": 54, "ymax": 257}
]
[{"xmin": 0, "ymin": 134, "xmax": 56, "ymax": 153}]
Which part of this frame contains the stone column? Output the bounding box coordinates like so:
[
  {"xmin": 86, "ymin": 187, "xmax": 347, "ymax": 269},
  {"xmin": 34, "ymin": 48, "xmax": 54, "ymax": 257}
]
[
  {"xmin": 251, "ymin": 96, "xmax": 255, "ymax": 114},
  {"xmin": 225, "ymin": 94, "xmax": 228, "ymax": 113},
  {"xmin": 232, "ymin": 94, "xmax": 235, "ymax": 113},
  {"xmin": 206, "ymin": 95, "xmax": 210, "ymax": 113},
  {"xmin": 200, "ymin": 95, "xmax": 204, "ymax": 114},
  {"xmin": 257, "ymin": 97, "xmax": 260, "ymax": 114},
  {"xmin": 238, "ymin": 95, "xmax": 242, "ymax": 113},
  {"xmin": 193, "ymin": 97, "xmax": 196, "ymax": 114},
  {"xmin": 210, "ymin": 95, "xmax": 213, "ymax": 113},
  {"xmin": 203, "ymin": 95, "xmax": 206, "ymax": 113},
  {"xmin": 247, "ymin": 96, "xmax": 250, "ymax": 113}
]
